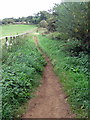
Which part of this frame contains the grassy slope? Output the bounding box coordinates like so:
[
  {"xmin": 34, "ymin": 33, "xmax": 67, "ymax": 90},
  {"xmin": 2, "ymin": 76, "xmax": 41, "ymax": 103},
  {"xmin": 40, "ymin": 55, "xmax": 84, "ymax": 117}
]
[
  {"xmin": 38, "ymin": 35, "xmax": 88, "ymax": 118},
  {"xmin": 0, "ymin": 24, "xmax": 37, "ymax": 37},
  {"xmin": 2, "ymin": 35, "xmax": 46, "ymax": 119}
]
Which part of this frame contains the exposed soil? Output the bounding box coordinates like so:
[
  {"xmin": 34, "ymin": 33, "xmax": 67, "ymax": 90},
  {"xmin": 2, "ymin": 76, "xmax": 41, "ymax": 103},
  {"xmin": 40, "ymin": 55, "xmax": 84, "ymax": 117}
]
[{"xmin": 22, "ymin": 35, "xmax": 75, "ymax": 118}]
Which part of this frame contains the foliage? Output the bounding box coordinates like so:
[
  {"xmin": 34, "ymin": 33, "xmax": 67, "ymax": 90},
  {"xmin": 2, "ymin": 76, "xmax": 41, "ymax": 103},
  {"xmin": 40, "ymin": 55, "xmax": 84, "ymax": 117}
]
[
  {"xmin": 2, "ymin": 11, "xmax": 51, "ymax": 25},
  {"xmin": 39, "ymin": 20, "xmax": 48, "ymax": 28},
  {"xmin": 1, "ymin": 2, "xmax": 89, "ymax": 118},
  {"xmin": 39, "ymin": 35, "xmax": 89, "ymax": 118},
  {"xmin": 36, "ymin": 11, "xmax": 50, "ymax": 22},
  {"xmin": 48, "ymin": 32, "xmax": 69, "ymax": 40},
  {"xmin": 53, "ymin": 2, "xmax": 89, "ymax": 51},
  {"xmin": 2, "ymin": 36, "xmax": 46, "ymax": 119},
  {"xmin": 62, "ymin": 38, "xmax": 83, "ymax": 56},
  {"xmin": 2, "ymin": 18, "xmax": 15, "ymax": 24},
  {"xmin": 46, "ymin": 17, "xmax": 57, "ymax": 32}
]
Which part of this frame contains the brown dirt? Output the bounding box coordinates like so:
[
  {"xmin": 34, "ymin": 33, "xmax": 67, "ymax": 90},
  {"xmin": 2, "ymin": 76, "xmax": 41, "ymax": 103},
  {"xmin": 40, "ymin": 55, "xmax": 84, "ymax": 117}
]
[{"xmin": 22, "ymin": 35, "xmax": 75, "ymax": 118}]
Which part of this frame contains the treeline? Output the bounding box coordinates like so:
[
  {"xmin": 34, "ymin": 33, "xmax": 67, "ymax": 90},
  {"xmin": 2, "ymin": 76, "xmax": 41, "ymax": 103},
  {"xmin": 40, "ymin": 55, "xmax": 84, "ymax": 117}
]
[{"xmin": 1, "ymin": 11, "xmax": 52, "ymax": 25}]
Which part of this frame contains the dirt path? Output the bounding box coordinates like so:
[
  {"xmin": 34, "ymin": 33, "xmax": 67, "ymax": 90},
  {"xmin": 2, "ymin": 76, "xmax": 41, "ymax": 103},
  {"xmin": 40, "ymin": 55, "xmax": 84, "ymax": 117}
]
[{"xmin": 22, "ymin": 35, "xmax": 75, "ymax": 118}]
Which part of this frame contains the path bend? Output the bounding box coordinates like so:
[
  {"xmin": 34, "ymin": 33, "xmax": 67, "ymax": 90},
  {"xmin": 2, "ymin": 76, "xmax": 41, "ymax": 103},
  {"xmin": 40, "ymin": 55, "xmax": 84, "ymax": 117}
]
[{"xmin": 22, "ymin": 35, "xmax": 75, "ymax": 118}]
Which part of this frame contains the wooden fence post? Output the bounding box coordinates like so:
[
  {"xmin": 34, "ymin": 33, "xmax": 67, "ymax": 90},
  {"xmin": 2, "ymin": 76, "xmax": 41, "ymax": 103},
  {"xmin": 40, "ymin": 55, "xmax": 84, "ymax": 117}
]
[
  {"xmin": 0, "ymin": 31, "xmax": 30, "ymax": 48},
  {"xmin": 10, "ymin": 36, "xmax": 12, "ymax": 43},
  {"xmin": 13, "ymin": 36, "xmax": 16, "ymax": 43},
  {"xmin": 5, "ymin": 37, "xmax": 8, "ymax": 47},
  {"xmin": 13, "ymin": 36, "xmax": 16, "ymax": 39},
  {"xmin": 6, "ymin": 37, "xmax": 8, "ymax": 42}
]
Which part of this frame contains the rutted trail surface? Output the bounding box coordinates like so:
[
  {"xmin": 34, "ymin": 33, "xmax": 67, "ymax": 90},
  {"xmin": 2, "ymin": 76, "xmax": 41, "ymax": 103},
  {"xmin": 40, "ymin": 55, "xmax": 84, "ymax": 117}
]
[{"xmin": 22, "ymin": 35, "xmax": 75, "ymax": 118}]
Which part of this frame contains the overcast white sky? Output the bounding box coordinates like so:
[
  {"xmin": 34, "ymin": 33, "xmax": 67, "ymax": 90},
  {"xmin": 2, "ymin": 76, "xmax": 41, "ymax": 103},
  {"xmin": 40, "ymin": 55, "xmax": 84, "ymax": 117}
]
[{"xmin": 0, "ymin": 0, "xmax": 62, "ymax": 19}]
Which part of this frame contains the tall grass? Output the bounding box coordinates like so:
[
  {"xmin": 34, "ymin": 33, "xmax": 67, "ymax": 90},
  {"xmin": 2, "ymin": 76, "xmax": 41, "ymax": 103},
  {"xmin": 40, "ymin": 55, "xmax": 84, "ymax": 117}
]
[{"xmin": 38, "ymin": 35, "xmax": 88, "ymax": 118}]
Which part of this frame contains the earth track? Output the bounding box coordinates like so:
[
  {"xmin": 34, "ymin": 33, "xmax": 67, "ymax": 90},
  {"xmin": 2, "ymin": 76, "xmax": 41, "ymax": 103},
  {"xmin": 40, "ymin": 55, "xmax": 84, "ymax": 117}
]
[{"xmin": 22, "ymin": 35, "xmax": 75, "ymax": 118}]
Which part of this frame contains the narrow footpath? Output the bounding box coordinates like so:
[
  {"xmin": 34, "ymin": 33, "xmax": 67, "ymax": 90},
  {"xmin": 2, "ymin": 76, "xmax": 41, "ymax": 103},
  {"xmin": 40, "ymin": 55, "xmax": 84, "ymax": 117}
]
[{"xmin": 22, "ymin": 35, "xmax": 75, "ymax": 118}]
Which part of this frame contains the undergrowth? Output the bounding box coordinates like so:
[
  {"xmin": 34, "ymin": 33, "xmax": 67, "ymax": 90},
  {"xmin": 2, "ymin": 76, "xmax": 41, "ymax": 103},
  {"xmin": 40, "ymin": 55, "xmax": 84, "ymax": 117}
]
[
  {"xmin": 38, "ymin": 35, "xmax": 89, "ymax": 118},
  {"xmin": 2, "ymin": 35, "xmax": 46, "ymax": 119}
]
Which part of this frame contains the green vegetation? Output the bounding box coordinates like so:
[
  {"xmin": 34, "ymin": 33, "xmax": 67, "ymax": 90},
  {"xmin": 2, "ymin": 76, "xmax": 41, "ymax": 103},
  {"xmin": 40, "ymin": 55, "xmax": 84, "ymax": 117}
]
[
  {"xmin": 39, "ymin": 35, "xmax": 88, "ymax": 118},
  {"xmin": 2, "ymin": 35, "xmax": 46, "ymax": 119},
  {"xmin": 37, "ymin": 2, "xmax": 89, "ymax": 117},
  {"xmin": 2, "ymin": 11, "xmax": 51, "ymax": 25},
  {"xmin": 1, "ymin": 1, "xmax": 89, "ymax": 119},
  {"xmin": 53, "ymin": 2, "xmax": 89, "ymax": 53},
  {"xmin": 0, "ymin": 24, "xmax": 36, "ymax": 37}
]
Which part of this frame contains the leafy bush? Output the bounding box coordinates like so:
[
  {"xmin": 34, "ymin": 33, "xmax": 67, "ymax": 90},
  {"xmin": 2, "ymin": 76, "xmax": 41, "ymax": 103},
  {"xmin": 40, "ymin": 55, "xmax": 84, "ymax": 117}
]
[
  {"xmin": 39, "ymin": 20, "xmax": 48, "ymax": 28},
  {"xmin": 62, "ymin": 38, "xmax": 83, "ymax": 56},
  {"xmin": 47, "ymin": 17, "xmax": 56, "ymax": 32},
  {"xmin": 2, "ymin": 36, "xmax": 46, "ymax": 119},
  {"xmin": 48, "ymin": 32, "xmax": 69, "ymax": 40}
]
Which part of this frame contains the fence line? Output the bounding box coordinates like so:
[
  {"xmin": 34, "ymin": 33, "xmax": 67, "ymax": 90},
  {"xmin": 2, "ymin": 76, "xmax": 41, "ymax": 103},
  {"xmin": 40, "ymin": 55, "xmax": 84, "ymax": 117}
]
[
  {"xmin": 0, "ymin": 28, "xmax": 37, "ymax": 50},
  {"xmin": 0, "ymin": 32, "xmax": 30, "ymax": 48}
]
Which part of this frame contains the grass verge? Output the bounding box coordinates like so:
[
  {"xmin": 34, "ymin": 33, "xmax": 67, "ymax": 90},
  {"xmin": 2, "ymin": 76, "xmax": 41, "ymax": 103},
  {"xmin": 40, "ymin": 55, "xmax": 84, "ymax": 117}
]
[{"xmin": 38, "ymin": 35, "xmax": 88, "ymax": 118}]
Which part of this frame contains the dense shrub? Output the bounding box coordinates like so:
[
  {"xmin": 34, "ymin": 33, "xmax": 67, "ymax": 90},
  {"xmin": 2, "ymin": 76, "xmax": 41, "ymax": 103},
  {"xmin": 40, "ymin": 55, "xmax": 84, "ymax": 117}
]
[
  {"xmin": 48, "ymin": 32, "xmax": 69, "ymax": 41},
  {"xmin": 54, "ymin": 2, "xmax": 89, "ymax": 39},
  {"xmin": 39, "ymin": 20, "xmax": 48, "ymax": 28},
  {"xmin": 47, "ymin": 17, "xmax": 57, "ymax": 32},
  {"xmin": 53, "ymin": 2, "xmax": 89, "ymax": 52},
  {"xmin": 62, "ymin": 38, "xmax": 83, "ymax": 56}
]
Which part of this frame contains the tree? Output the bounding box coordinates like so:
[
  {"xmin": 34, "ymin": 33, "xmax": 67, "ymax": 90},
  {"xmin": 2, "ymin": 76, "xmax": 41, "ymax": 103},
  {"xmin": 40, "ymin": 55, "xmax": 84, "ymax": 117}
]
[
  {"xmin": 53, "ymin": 2, "xmax": 89, "ymax": 51},
  {"xmin": 2, "ymin": 18, "xmax": 15, "ymax": 24}
]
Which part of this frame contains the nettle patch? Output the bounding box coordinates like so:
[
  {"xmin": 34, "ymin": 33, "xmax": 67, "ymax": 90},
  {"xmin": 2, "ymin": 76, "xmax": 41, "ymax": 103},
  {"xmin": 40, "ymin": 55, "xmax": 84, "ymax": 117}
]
[{"xmin": 2, "ymin": 36, "xmax": 46, "ymax": 119}]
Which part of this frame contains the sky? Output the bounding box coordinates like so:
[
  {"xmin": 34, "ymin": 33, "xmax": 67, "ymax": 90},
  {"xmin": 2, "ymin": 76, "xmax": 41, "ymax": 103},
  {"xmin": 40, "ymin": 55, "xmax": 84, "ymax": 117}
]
[{"xmin": 0, "ymin": 0, "xmax": 62, "ymax": 19}]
